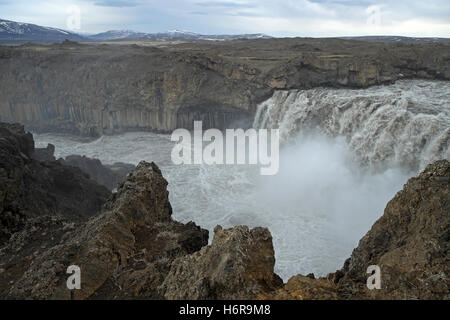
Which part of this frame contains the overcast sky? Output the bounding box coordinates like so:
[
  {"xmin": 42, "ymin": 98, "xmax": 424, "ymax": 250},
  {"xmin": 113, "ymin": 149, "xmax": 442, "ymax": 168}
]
[{"xmin": 1, "ymin": 0, "xmax": 449, "ymax": 37}]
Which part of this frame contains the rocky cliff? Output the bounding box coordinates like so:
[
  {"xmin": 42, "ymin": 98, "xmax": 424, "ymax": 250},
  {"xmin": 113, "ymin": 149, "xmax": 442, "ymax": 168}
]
[
  {"xmin": 0, "ymin": 123, "xmax": 110, "ymax": 245},
  {"xmin": 0, "ymin": 38, "xmax": 448, "ymax": 136},
  {"xmin": 261, "ymin": 160, "xmax": 449, "ymax": 300},
  {"xmin": 335, "ymin": 160, "xmax": 449, "ymax": 300},
  {"xmin": 33, "ymin": 144, "xmax": 135, "ymax": 191},
  {"xmin": 63, "ymin": 155, "xmax": 134, "ymax": 191},
  {"xmin": 0, "ymin": 124, "xmax": 448, "ymax": 299}
]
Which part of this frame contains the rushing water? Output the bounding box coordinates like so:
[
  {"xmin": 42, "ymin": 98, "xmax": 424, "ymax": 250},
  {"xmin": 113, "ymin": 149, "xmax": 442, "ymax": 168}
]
[{"xmin": 34, "ymin": 80, "xmax": 450, "ymax": 281}]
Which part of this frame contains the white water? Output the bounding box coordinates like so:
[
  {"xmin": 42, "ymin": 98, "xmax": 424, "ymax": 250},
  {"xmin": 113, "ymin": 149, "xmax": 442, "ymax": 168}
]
[
  {"xmin": 254, "ymin": 80, "xmax": 449, "ymax": 172},
  {"xmin": 34, "ymin": 80, "xmax": 450, "ymax": 281}
]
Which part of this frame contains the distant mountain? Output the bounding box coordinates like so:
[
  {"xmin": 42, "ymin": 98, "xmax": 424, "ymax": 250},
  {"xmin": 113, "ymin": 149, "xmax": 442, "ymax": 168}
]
[
  {"xmin": 340, "ymin": 36, "xmax": 450, "ymax": 43},
  {"xmin": 5, "ymin": 18, "xmax": 448, "ymax": 45},
  {"xmin": 0, "ymin": 19, "xmax": 85, "ymax": 42},
  {"xmin": 87, "ymin": 29, "xmax": 272, "ymax": 42},
  {"xmin": 0, "ymin": 18, "xmax": 272, "ymax": 43},
  {"xmin": 87, "ymin": 30, "xmax": 147, "ymax": 41}
]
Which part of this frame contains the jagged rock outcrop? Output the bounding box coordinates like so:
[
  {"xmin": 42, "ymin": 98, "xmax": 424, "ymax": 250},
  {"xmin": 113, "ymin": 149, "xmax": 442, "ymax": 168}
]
[
  {"xmin": 335, "ymin": 160, "xmax": 450, "ymax": 300},
  {"xmin": 2, "ymin": 161, "xmax": 208, "ymax": 299},
  {"xmin": 160, "ymin": 225, "xmax": 283, "ymax": 300},
  {"xmin": 32, "ymin": 143, "xmax": 56, "ymax": 162},
  {"xmin": 64, "ymin": 155, "xmax": 135, "ymax": 191},
  {"xmin": 32, "ymin": 143, "xmax": 135, "ymax": 191},
  {"xmin": 0, "ymin": 123, "xmax": 110, "ymax": 245},
  {"xmin": 0, "ymin": 39, "xmax": 448, "ymax": 136}
]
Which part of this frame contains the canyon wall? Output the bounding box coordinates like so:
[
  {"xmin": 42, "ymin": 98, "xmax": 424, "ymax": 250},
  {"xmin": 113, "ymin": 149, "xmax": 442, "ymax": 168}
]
[{"xmin": 0, "ymin": 39, "xmax": 449, "ymax": 136}]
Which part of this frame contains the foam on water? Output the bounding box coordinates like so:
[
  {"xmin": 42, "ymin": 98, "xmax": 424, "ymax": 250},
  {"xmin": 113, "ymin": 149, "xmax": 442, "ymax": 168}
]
[{"xmin": 34, "ymin": 80, "xmax": 450, "ymax": 281}]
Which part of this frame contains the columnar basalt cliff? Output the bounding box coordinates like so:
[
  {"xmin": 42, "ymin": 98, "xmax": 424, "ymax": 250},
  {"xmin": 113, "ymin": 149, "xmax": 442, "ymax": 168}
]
[
  {"xmin": 0, "ymin": 125, "xmax": 448, "ymax": 300},
  {"xmin": 0, "ymin": 39, "xmax": 449, "ymax": 136}
]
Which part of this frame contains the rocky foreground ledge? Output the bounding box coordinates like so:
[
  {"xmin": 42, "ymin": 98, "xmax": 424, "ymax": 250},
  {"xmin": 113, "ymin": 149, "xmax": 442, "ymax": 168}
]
[{"xmin": 0, "ymin": 124, "xmax": 448, "ymax": 299}]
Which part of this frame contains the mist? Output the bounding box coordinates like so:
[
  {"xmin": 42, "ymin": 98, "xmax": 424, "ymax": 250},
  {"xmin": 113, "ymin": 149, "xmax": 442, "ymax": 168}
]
[{"xmin": 250, "ymin": 134, "xmax": 412, "ymax": 278}]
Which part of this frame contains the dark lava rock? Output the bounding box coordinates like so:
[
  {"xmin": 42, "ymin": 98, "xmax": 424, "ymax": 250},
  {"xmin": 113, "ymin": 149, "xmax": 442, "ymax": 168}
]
[
  {"xmin": 32, "ymin": 143, "xmax": 56, "ymax": 162},
  {"xmin": 0, "ymin": 123, "xmax": 110, "ymax": 245},
  {"xmin": 64, "ymin": 155, "xmax": 135, "ymax": 191}
]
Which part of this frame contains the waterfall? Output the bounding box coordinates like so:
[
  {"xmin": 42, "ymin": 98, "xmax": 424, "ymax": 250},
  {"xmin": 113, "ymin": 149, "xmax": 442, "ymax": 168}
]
[{"xmin": 254, "ymin": 80, "xmax": 450, "ymax": 172}]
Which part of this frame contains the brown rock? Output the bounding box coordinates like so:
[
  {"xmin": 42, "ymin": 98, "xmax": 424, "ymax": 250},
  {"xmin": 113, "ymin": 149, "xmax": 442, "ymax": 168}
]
[
  {"xmin": 258, "ymin": 275, "xmax": 339, "ymax": 300},
  {"xmin": 336, "ymin": 160, "xmax": 450, "ymax": 300},
  {"xmin": 160, "ymin": 225, "xmax": 283, "ymax": 300},
  {"xmin": 4, "ymin": 161, "xmax": 208, "ymax": 299}
]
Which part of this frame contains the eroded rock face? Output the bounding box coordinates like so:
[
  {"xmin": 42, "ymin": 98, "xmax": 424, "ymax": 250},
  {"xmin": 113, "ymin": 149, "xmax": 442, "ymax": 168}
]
[
  {"xmin": 160, "ymin": 225, "xmax": 283, "ymax": 300},
  {"xmin": 32, "ymin": 143, "xmax": 56, "ymax": 162},
  {"xmin": 2, "ymin": 161, "xmax": 208, "ymax": 300},
  {"xmin": 32, "ymin": 144, "xmax": 135, "ymax": 191},
  {"xmin": 0, "ymin": 123, "xmax": 110, "ymax": 245},
  {"xmin": 336, "ymin": 160, "xmax": 449, "ymax": 300},
  {"xmin": 64, "ymin": 155, "xmax": 135, "ymax": 191}
]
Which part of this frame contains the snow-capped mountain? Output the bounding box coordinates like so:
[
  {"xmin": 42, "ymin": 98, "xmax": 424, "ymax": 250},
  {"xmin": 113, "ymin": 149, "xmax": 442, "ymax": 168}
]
[
  {"xmin": 87, "ymin": 29, "xmax": 272, "ymax": 41},
  {"xmin": 87, "ymin": 30, "xmax": 147, "ymax": 41},
  {"xmin": 0, "ymin": 18, "xmax": 272, "ymax": 43},
  {"xmin": 0, "ymin": 19, "xmax": 84, "ymax": 41}
]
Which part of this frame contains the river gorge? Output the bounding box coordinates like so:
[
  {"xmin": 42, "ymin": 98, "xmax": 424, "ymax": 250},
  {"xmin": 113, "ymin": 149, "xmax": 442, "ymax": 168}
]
[{"xmin": 33, "ymin": 79, "xmax": 449, "ymax": 282}]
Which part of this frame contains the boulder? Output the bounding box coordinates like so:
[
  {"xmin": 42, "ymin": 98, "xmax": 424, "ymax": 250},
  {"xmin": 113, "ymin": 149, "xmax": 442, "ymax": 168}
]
[{"xmin": 160, "ymin": 225, "xmax": 283, "ymax": 300}]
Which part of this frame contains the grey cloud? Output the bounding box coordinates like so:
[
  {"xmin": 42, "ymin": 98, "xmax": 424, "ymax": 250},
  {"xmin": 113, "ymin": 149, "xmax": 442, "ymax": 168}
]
[{"xmin": 94, "ymin": 0, "xmax": 140, "ymax": 7}]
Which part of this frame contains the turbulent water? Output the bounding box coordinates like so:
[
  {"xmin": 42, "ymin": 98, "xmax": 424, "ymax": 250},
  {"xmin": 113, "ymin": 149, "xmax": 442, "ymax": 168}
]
[
  {"xmin": 255, "ymin": 80, "xmax": 450, "ymax": 172},
  {"xmin": 34, "ymin": 80, "xmax": 450, "ymax": 281}
]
